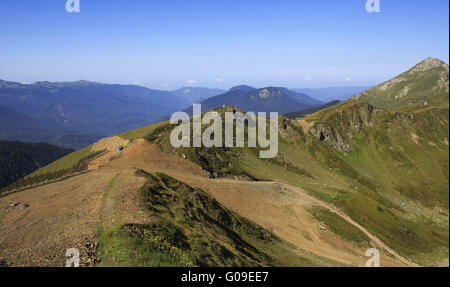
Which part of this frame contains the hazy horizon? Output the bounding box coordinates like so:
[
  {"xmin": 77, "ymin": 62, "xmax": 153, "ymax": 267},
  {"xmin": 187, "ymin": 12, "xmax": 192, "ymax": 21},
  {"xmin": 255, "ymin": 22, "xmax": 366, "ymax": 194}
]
[
  {"xmin": 1, "ymin": 0, "xmax": 448, "ymax": 89},
  {"xmin": 0, "ymin": 76, "xmax": 376, "ymax": 92}
]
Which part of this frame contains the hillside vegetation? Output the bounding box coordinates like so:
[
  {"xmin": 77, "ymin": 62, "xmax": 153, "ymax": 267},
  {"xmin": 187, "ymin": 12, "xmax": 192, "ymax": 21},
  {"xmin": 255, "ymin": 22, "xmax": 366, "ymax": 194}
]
[
  {"xmin": 137, "ymin": 101, "xmax": 448, "ymax": 265},
  {"xmin": 11, "ymin": 58, "xmax": 448, "ymax": 266},
  {"xmin": 351, "ymin": 58, "xmax": 449, "ymax": 110},
  {"xmin": 0, "ymin": 79, "xmax": 189, "ymax": 136},
  {"xmin": 0, "ymin": 141, "xmax": 73, "ymax": 189},
  {"xmin": 97, "ymin": 170, "xmax": 324, "ymax": 267},
  {"xmin": 0, "ymin": 104, "xmax": 100, "ymax": 149},
  {"xmin": 131, "ymin": 57, "xmax": 449, "ymax": 264}
]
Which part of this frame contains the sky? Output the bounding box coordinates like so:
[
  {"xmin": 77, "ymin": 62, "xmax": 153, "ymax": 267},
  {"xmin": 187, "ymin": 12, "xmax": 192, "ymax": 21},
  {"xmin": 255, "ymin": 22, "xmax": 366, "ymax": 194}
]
[{"xmin": 0, "ymin": 0, "xmax": 448, "ymax": 90}]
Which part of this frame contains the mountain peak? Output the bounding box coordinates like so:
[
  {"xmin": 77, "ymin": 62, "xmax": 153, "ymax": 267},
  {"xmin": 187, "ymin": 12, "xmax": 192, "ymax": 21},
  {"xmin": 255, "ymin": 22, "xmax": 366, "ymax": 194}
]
[
  {"xmin": 229, "ymin": 85, "xmax": 256, "ymax": 92},
  {"xmin": 408, "ymin": 57, "xmax": 449, "ymax": 73},
  {"xmin": 351, "ymin": 57, "xmax": 449, "ymax": 109}
]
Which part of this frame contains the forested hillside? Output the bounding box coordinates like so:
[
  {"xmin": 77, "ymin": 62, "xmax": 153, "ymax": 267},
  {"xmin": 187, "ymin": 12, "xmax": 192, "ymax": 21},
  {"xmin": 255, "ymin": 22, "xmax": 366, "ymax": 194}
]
[{"xmin": 0, "ymin": 141, "xmax": 73, "ymax": 189}]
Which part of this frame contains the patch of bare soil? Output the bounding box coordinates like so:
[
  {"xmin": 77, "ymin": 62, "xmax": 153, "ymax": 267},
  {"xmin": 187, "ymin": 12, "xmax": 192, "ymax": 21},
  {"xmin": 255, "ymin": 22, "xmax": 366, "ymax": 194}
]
[
  {"xmin": 100, "ymin": 168, "xmax": 151, "ymax": 229},
  {"xmin": 170, "ymin": 177, "xmax": 410, "ymax": 267},
  {"xmin": 0, "ymin": 171, "xmax": 112, "ymax": 266},
  {"xmin": 0, "ymin": 138, "xmax": 204, "ymax": 266},
  {"xmin": 92, "ymin": 136, "xmax": 129, "ymax": 152}
]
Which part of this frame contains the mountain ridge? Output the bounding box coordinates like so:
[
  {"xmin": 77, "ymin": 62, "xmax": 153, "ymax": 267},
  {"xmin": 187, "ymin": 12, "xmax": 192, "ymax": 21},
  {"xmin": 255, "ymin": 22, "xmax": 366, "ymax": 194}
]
[
  {"xmin": 351, "ymin": 57, "xmax": 449, "ymax": 110},
  {"xmin": 0, "ymin": 79, "xmax": 190, "ymax": 136},
  {"xmin": 0, "ymin": 104, "xmax": 101, "ymax": 149}
]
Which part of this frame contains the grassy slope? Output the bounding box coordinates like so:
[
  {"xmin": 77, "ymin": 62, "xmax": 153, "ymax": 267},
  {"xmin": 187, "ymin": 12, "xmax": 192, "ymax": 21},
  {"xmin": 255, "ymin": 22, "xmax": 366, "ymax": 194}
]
[
  {"xmin": 97, "ymin": 170, "xmax": 330, "ymax": 267},
  {"xmin": 25, "ymin": 119, "xmax": 169, "ymax": 178},
  {"xmin": 26, "ymin": 145, "xmax": 95, "ymax": 177},
  {"xmin": 0, "ymin": 141, "xmax": 73, "ymax": 188},
  {"xmin": 285, "ymin": 103, "xmax": 448, "ymax": 264},
  {"xmin": 308, "ymin": 206, "xmax": 371, "ymax": 247},
  {"xmin": 351, "ymin": 59, "xmax": 449, "ymax": 110},
  {"xmin": 131, "ymin": 102, "xmax": 448, "ymax": 265}
]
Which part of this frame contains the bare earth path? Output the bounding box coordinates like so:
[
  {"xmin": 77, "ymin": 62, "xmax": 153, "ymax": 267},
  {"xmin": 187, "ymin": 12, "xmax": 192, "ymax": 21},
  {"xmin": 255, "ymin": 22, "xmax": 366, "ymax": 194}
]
[
  {"xmin": 179, "ymin": 177, "xmax": 414, "ymax": 266},
  {"xmin": 273, "ymin": 181, "xmax": 419, "ymax": 267}
]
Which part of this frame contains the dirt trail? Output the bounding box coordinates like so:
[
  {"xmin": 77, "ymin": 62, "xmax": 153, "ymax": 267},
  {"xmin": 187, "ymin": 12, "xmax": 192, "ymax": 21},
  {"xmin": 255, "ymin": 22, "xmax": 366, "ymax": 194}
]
[
  {"xmin": 179, "ymin": 177, "xmax": 411, "ymax": 267},
  {"xmin": 0, "ymin": 170, "xmax": 114, "ymax": 266},
  {"xmin": 0, "ymin": 136, "xmax": 419, "ymax": 266},
  {"xmin": 206, "ymin": 178, "xmax": 419, "ymax": 266},
  {"xmin": 100, "ymin": 168, "xmax": 151, "ymax": 229},
  {"xmin": 273, "ymin": 181, "xmax": 419, "ymax": 267}
]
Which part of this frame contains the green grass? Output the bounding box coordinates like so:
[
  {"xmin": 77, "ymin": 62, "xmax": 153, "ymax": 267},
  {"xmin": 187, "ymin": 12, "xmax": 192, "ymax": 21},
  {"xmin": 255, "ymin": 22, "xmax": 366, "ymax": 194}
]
[
  {"xmin": 111, "ymin": 102, "xmax": 448, "ymax": 266},
  {"xmin": 97, "ymin": 224, "xmax": 196, "ymax": 267},
  {"xmin": 132, "ymin": 170, "xmax": 321, "ymax": 267},
  {"xmin": 309, "ymin": 206, "xmax": 370, "ymax": 246},
  {"xmin": 335, "ymin": 193, "xmax": 449, "ymax": 260},
  {"xmin": 350, "ymin": 61, "xmax": 449, "ymax": 110},
  {"xmin": 27, "ymin": 145, "xmax": 95, "ymax": 177},
  {"xmin": 118, "ymin": 120, "xmax": 168, "ymax": 140},
  {"xmin": 96, "ymin": 169, "xmax": 326, "ymax": 267}
]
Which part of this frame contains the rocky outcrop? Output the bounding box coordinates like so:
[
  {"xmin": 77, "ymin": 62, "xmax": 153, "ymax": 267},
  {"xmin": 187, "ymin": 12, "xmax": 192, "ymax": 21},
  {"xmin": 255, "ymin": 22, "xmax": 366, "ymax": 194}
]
[{"xmin": 309, "ymin": 103, "xmax": 377, "ymax": 153}]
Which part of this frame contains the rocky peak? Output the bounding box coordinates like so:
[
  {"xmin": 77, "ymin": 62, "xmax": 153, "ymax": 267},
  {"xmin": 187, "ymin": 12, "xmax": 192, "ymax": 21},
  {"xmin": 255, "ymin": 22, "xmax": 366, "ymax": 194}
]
[
  {"xmin": 408, "ymin": 57, "xmax": 449, "ymax": 73},
  {"xmin": 258, "ymin": 87, "xmax": 283, "ymax": 99}
]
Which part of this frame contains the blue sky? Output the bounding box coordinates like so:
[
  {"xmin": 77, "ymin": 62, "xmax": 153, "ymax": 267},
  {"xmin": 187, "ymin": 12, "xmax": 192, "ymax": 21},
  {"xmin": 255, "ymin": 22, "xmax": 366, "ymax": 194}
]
[{"xmin": 0, "ymin": 0, "xmax": 448, "ymax": 89}]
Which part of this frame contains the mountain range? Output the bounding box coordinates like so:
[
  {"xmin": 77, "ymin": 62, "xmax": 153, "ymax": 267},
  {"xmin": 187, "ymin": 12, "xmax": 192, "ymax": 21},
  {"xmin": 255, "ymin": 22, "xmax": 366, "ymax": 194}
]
[
  {"xmin": 1, "ymin": 57, "xmax": 447, "ymax": 267},
  {"xmin": 0, "ymin": 104, "xmax": 101, "ymax": 149},
  {"xmin": 1, "ymin": 81, "xmax": 325, "ymax": 147},
  {"xmin": 0, "ymin": 80, "xmax": 190, "ymax": 137}
]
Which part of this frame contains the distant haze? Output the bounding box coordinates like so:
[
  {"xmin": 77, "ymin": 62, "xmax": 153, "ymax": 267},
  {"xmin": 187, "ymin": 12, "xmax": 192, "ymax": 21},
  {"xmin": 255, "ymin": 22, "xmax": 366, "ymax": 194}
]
[
  {"xmin": 0, "ymin": 1, "xmax": 448, "ymax": 88},
  {"xmin": 293, "ymin": 86, "xmax": 372, "ymax": 103}
]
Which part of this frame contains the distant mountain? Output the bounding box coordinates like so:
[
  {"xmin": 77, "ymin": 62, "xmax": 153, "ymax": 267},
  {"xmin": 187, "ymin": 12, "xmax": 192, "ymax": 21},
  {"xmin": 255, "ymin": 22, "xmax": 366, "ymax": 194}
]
[
  {"xmin": 0, "ymin": 104, "xmax": 101, "ymax": 149},
  {"xmin": 0, "ymin": 140, "xmax": 73, "ymax": 188},
  {"xmin": 0, "ymin": 80, "xmax": 190, "ymax": 135},
  {"xmin": 172, "ymin": 87, "xmax": 226, "ymax": 104},
  {"xmin": 183, "ymin": 86, "xmax": 323, "ymax": 115},
  {"xmin": 293, "ymin": 86, "xmax": 371, "ymax": 103},
  {"xmin": 229, "ymin": 85, "xmax": 258, "ymax": 93},
  {"xmin": 284, "ymin": 100, "xmax": 340, "ymax": 119},
  {"xmin": 351, "ymin": 58, "xmax": 449, "ymax": 110},
  {"xmin": 0, "ymin": 104, "xmax": 64, "ymax": 133}
]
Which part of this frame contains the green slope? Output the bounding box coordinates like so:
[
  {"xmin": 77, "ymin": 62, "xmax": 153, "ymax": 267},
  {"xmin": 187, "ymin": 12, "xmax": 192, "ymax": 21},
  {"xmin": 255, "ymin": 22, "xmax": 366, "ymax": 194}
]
[
  {"xmin": 26, "ymin": 101, "xmax": 448, "ymax": 265},
  {"xmin": 136, "ymin": 101, "xmax": 448, "ymax": 265},
  {"xmin": 97, "ymin": 170, "xmax": 330, "ymax": 267},
  {"xmin": 0, "ymin": 140, "xmax": 73, "ymax": 188},
  {"xmin": 23, "ymin": 58, "xmax": 449, "ymax": 266},
  {"xmin": 351, "ymin": 57, "xmax": 449, "ymax": 110}
]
